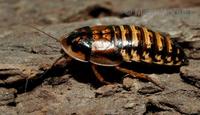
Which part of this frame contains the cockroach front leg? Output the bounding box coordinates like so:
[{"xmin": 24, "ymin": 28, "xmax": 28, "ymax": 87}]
[
  {"xmin": 115, "ymin": 66, "xmax": 164, "ymax": 90},
  {"xmin": 91, "ymin": 64, "xmax": 111, "ymax": 85},
  {"xmin": 40, "ymin": 55, "xmax": 72, "ymax": 77},
  {"xmin": 52, "ymin": 50, "xmax": 72, "ymax": 68},
  {"xmin": 52, "ymin": 55, "xmax": 72, "ymax": 68}
]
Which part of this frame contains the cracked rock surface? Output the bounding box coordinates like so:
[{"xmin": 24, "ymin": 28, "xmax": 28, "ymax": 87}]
[{"xmin": 0, "ymin": 0, "xmax": 200, "ymax": 114}]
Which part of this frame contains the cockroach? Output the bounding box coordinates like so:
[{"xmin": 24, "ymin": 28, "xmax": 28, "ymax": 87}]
[{"xmin": 30, "ymin": 25, "xmax": 189, "ymax": 89}]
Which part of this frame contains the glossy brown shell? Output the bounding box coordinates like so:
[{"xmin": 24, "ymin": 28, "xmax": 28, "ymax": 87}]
[{"xmin": 61, "ymin": 25, "xmax": 188, "ymax": 67}]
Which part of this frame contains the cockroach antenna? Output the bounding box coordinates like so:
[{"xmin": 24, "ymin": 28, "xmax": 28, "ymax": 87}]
[
  {"xmin": 26, "ymin": 24, "xmax": 60, "ymax": 42},
  {"xmin": 23, "ymin": 24, "xmax": 63, "ymax": 93}
]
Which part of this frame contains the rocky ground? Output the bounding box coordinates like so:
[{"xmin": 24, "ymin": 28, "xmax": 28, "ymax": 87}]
[{"xmin": 0, "ymin": 0, "xmax": 200, "ymax": 115}]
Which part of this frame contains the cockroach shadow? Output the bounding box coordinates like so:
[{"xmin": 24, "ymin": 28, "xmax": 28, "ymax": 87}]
[
  {"xmin": 16, "ymin": 56, "xmax": 181, "ymax": 94},
  {"xmin": 16, "ymin": 59, "xmax": 121, "ymax": 93},
  {"xmin": 65, "ymin": 59, "xmax": 124, "ymax": 88},
  {"xmin": 120, "ymin": 62, "xmax": 181, "ymax": 74}
]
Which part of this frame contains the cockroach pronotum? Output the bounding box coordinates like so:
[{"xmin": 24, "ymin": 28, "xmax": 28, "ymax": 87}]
[{"xmin": 30, "ymin": 25, "xmax": 189, "ymax": 90}]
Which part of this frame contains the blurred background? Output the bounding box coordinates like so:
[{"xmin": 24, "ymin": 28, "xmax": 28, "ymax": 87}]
[
  {"xmin": 0, "ymin": 0, "xmax": 200, "ymax": 28},
  {"xmin": 0, "ymin": 1, "xmax": 200, "ymax": 115}
]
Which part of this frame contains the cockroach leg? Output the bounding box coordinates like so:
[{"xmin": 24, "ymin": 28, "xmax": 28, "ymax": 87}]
[
  {"xmin": 115, "ymin": 66, "xmax": 164, "ymax": 89},
  {"xmin": 91, "ymin": 64, "xmax": 111, "ymax": 85},
  {"xmin": 39, "ymin": 55, "xmax": 70, "ymax": 78},
  {"xmin": 24, "ymin": 55, "xmax": 64, "ymax": 92},
  {"xmin": 52, "ymin": 55, "xmax": 72, "ymax": 68}
]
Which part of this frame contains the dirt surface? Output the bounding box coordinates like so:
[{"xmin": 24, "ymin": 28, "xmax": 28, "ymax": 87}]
[{"xmin": 0, "ymin": 0, "xmax": 200, "ymax": 115}]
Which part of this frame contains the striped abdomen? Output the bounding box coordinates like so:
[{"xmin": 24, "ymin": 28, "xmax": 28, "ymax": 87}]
[
  {"xmin": 90, "ymin": 25, "xmax": 187, "ymax": 66},
  {"xmin": 63, "ymin": 25, "xmax": 188, "ymax": 66}
]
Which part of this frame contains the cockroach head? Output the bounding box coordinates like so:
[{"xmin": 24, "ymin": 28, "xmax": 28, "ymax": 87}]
[{"xmin": 60, "ymin": 31, "xmax": 90, "ymax": 62}]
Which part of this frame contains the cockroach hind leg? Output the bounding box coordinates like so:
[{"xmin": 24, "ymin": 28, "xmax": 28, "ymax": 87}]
[
  {"xmin": 91, "ymin": 64, "xmax": 112, "ymax": 85},
  {"xmin": 115, "ymin": 66, "xmax": 165, "ymax": 90}
]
